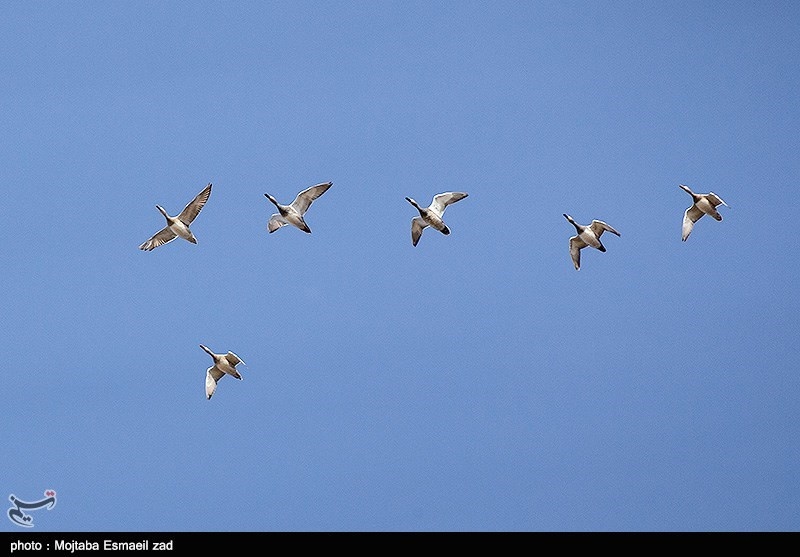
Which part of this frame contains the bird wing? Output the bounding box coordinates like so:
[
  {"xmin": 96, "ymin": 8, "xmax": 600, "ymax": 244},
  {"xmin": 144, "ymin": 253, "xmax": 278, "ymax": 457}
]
[
  {"xmin": 206, "ymin": 366, "xmax": 225, "ymax": 399},
  {"xmin": 590, "ymin": 220, "xmax": 620, "ymax": 238},
  {"xmin": 178, "ymin": 183, "xmax": 212, "ymax": 224},
  {"xmin": 682, "ymin": 205, "xmax": 704, "ymax": 241},
  {"xmin": 291, "ymin": 182, "xmax": 332, "ymax": 215},
  {"xmin": 411, "ymin": 217, "xmax": 428, "ymax": 247},
  {"xmin": 430, "ymin": 192, "xmax": 468, "ymax": 215},
  {"xmin": 267, "ymin": 214, "xmax": 288, "ymax": 233},
  {"xmin": 569, "ymin": 236, "xmax": 586, "ymax": 270},
  {"xmin": 225, "ymin": 352, "xmax": 246, "ymax": 367},
  {"xmin": 139, "ymin": 227, "xmax": 177, "ymax": 251},
  {"xmin": 707, "ymin": 192, "xmax": 728, "ymax": 208}
]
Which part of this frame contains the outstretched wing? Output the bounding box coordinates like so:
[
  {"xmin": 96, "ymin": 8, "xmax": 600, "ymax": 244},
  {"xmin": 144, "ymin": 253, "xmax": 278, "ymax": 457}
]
[
  {"xmin": 589, "ymin": 220, "xmax": 620, "ymax": 238},
  {"xmin": 225, "ymin": 352, "xmax": 246, "ymax": 367},
  {"xmin": 267, "ymin": 214, "xmax": 288, "ymax": 233},
  {"xmin": 682, "ymin": 205, "xmax": 704, "ymax": 241},
  {"xmin": 430, "ymin": 191, "xmax": 468, "ymax": 216},
  {"xmin": 178, "ymin": 183, "xmax": 212, "ymax": 224},
  {"xmin": 569, "ymin": 236, "xmax": 586, "ymax": 270},
  {"xmin": 206, "ymin": 366, "xmax": 225, "ymax": 400},
  {"xmin": 707, "ymin": 192, "xmax": 728, "ymax": 208},
  {"xmin": 411, "ymin": 217, "xmax": 428, "ymax": 247},
  {"xmin": 139, "ymin": 227, "xmax": 177, "ymax": 251},
  {"xmin": 291, "ymin": 182, "xmax": 332, "ymax": 215}
]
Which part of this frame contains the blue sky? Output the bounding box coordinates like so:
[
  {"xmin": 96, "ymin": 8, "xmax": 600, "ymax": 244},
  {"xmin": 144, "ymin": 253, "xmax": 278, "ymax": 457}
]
[{"xmin": 2, "ymin": 1, "xmax": 798, "ymax": 532}]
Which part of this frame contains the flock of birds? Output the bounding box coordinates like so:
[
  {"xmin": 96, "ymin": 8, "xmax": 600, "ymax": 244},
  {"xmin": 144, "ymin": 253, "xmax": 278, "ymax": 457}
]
[{"xmin": 139, "ymin": 181, "xmax": 729, "ymax": 399}]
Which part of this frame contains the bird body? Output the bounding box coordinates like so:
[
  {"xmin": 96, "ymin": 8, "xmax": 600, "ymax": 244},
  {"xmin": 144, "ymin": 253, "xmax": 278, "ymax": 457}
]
[
  {"xmin": 405, "ymin": 191, "xmax": 468, "ymax": 246},
  {"xmin": 563, "ymin": 213, "xmax": 620, "ymax": 270},
  {"xmin": 139, "ymin": 183, "xmax": 212, "ymax": 251},
  {"xmin": 200, "ymin": 344, "xmax": 247, "ymax": 400},
  {"xmin": 264, "ymin": 182, "xmax": 332, "ymax": 233},
  {"xmin": 680, "ymin": 184, "xmax": 728, "ymax": 241}
]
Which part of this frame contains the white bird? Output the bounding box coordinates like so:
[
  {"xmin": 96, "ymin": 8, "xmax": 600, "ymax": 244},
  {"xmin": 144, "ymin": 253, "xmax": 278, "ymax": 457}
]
[
  {"xmin": 563, "ymin": 213, "xmax": 621, "ymax": 270},
  {"xmin": 139, "ymin": 183, "xmax": 212, "ymax": 251},
  {"xmin": 200, "ymin": 344, "xmax": 247, "ymax": 400},
  {"xmin": 405, "ymin": 192, "xmax": 468, "ymax": 247},
  {"xmin": 264, "ymin": 182, "xmax": 333, "ymax": 234},
  {"xmin": 680, "ymin": 184, "xmax": 728, "ymax": 241}
]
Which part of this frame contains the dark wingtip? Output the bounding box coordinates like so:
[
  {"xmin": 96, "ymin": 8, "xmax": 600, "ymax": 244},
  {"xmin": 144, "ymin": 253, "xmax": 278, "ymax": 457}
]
[{"xmin": 598, "ymin": 245, "xmax": 606, "ymax": 252}]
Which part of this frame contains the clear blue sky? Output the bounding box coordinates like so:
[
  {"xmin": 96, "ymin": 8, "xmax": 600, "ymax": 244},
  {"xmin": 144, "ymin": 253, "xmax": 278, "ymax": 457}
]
[{"xmin": 2, "ymin": 1, "xmax": 798, "ymax": 532}]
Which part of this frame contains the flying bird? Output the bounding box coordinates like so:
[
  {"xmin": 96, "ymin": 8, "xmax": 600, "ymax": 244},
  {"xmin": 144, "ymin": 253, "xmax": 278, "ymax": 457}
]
[
  {"xmin": 264, "ymin": 181, "xmax": 333, "ymax": 234},
  {"xmin": 139, "ymin": 183, "xmax": 212, "ymax": 251},
  {"xmin": 200, "ymin": 344, "xmax": 247, "ymax": 400},
  {"xmin": 405, "ymin": 191, "xmax": 468, "ymax": 247},
  {"xmin": 679, "ymin": 184, "xmax": 729, "ymax": 241},
  {"xmin": 563, "ymin": 213, "xmax": 621, "ymax": 270}
]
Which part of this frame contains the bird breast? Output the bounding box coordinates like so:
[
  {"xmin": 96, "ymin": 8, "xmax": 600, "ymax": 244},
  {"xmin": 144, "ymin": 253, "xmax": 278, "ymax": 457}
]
[
  {"xmin": 579, "ymin": 230, "xmax": 600, "ymax": 248},
  {"xmin": 424, "ymin": 213, "xmax": 446, "ymax": 231},
  {"xmin": 170, "ymin": 220, "xmax": 193, "ymax": 239},
  {"xmin": 695, "ymin": 198, "xmax": 716, "ymax": 215},
  {"xmin": 217, "ymin": 361, "xmax": 238, "ymax": 376}
]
